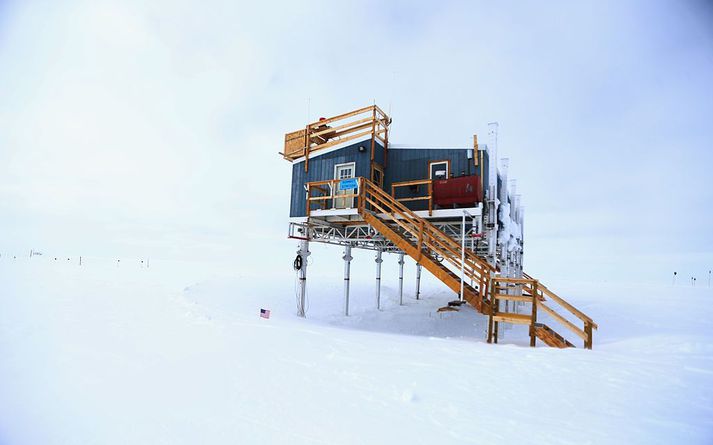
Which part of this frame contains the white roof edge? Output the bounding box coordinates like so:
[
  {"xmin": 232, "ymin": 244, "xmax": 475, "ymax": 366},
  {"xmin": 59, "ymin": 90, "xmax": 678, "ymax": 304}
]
[
  {"xmin": 389, "ymin": 144, "xmax": 473, "ymax": 150},
  {"xmin": 290, "ymin": 139, "xmax": 486, "ymax": 164},
  {"xmin": 291, "ymin": 137, "xmax": 374, "ymax": 164}
]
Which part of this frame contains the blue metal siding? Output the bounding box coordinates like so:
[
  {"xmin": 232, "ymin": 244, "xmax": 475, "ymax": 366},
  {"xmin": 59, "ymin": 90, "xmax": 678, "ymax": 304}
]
[
  {"xmin": 385, "ymin": 148, "xmax": 488, "ymax": 211},
  {"xmin": 289, "ymin": 140, "xmax": 382, "ymax": 217},
  {"xmin": 288, "ymin": 142, "xmax": 487, "ymax": 216}
]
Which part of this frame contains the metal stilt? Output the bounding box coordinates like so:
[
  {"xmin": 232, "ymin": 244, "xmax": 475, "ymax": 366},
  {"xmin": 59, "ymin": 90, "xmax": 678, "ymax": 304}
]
[
  {"xmin": 297, "ymin": 239, "xmax": 310, "ymax": 317},
  {"xmin": 375, "ymin": 249, "xmax": 383, "ymax": 309},
  {"xmin": 415, "ymin": 263, "xmax": 422, "ymax": 300},
  {"xmin": 398, "ymin": 253, "xmax": 405, "ymax": 305},
  {"xmin": 343, "ymin": 245, "xmax": 352, "ymax": 316}
]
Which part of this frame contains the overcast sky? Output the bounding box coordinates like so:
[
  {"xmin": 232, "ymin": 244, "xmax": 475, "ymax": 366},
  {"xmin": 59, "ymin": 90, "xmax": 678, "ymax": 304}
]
[{"xmin": 1, "ymin": 0, "xmax": 711, "ymax": 283}]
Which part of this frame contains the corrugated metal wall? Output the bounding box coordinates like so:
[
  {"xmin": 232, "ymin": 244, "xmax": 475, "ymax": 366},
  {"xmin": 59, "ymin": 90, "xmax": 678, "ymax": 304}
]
[
  {"xmin": 385, "ymin": 148, "xmax": 489, "ymax": 211},
  {"xmin": 288, "ymin": 141, "xmax": 489, "ymax": 216},
  {"xmin": 289, "ymin": 140, "xmax": 385, "ymax": 217}
]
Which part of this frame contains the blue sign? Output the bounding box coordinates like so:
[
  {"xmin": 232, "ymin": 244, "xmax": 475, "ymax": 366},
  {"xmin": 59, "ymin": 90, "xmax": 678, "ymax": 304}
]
[{"xmin": 338, "ymin": 178, "xmax": 359, "ymax": 191}]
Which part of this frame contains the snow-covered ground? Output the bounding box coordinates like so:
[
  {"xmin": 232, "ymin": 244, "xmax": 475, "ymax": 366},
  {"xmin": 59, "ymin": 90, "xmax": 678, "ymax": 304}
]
[{"xmin": 1, "ymin": 252, "xmax": 712, "ymax": 444}]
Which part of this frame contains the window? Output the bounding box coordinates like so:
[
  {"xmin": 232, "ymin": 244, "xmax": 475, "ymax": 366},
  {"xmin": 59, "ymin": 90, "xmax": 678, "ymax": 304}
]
[
  {"xmin": 429, "ymin": 160, "xmax": 450, "ymax": 180},
  {"xmin": 371, "ymin": 163, "xmax": 384, "ymax": 188},
  {"xmin": 334, "ymin": 162, "xmax": 355, "ymax": 180}
]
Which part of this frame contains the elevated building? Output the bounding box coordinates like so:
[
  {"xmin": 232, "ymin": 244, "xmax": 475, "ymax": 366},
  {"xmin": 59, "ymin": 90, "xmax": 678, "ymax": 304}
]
[{"xmin": 282, "ymin": 105, "xmax": 596, "ymax": 349}]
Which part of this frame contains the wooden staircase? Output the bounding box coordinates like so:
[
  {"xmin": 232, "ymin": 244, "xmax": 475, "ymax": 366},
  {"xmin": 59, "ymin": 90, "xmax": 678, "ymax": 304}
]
[
  {"xmin": 309, "ymin": 177, "xmax": 598, "ymax": 349},
  {"xmin": 533, "ymin": 323, "xmax": 575, "ymax": 348},
  {"xmin": 362, "ymin": 212, "xmax": 489, "ymax": 312}
]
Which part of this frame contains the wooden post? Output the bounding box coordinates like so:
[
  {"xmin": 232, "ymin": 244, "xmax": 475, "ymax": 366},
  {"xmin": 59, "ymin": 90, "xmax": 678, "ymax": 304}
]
[
  {"xmin": 473, "ymin": 134, "xmax": 479, "ymax": 167},
  {"xmin": 370, "ymin": 106, "xmax": 376, "ymax": 162},
  {"xmin": 369, "ymin": 107, "xmax": 376, "ymax": 181},
  {"xmin": 384, "ymin": 125, "xmax": 389, "ymax": 168},
  {"xmin": 428, "ymin": 181, "xmax": 433, "ymax": 216},
  {"xmin": 304, "ymin": 124, "xmax": 310, "ymax": 173},
  {"xmin": 357, "ymin": 178, "xmax": 363, "ymax": 212},
  {"xmin": 584, "ymin": 321, "xmax": 593, "ymax": 350},
  {"xmin": 530, "ymin": 280, "xmax": 538, "ymax": 347},
  {"xmin": 416, "ymin": 221, "xmax": 424, "ymax": 262}
]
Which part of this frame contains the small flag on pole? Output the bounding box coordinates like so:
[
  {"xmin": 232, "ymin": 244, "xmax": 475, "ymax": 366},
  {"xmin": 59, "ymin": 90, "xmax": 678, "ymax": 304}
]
[{"xmin": 260, "ymin": 308, "xmax": 271, "ymax": 319}]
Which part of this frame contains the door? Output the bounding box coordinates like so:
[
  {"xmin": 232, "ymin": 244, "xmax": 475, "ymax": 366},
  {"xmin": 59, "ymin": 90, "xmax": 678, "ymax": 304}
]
[
  {"xmin": 334, "ymin": 162, "xmax": 356, "ymax": 209},
  {"xmin": 429, "ymin": 160, "xmax": 449, "ymax": 180}
]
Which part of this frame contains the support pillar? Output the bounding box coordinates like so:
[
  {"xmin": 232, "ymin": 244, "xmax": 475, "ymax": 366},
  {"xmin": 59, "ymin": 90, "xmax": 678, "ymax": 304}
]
[
  {"xmin": 460, "ymin": 211, "xmax": 466, "ymax": 302},
  {"xmin": 297, "ymin": 239, "xmax": 310, "ymax": 317},
  {"xmin": 375, "ymin": 249, "xmax": 383, "ymax": 310},
  {"xmin": 415, "ymin": 263, "xmax": 422, "ymax": 300},
  {"xmin": 343, "ymin": 245, "xmax": 352, "ymax": 316},
  {"xmin": 398, "ymin": 253, "xmax": 405, "ymax": 305}
]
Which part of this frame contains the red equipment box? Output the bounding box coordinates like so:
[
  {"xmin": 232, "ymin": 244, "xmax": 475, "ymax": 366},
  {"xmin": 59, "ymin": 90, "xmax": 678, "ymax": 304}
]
[{"xmin": 432, "ymin": 175, "xmax": 483, "ymax": 207}]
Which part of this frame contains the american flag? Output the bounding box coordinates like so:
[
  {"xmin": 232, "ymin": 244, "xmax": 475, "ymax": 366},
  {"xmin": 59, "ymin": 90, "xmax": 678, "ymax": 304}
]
[{"xmin": 260, "ymin": 308, "xmax": 270, "ymax": 319}]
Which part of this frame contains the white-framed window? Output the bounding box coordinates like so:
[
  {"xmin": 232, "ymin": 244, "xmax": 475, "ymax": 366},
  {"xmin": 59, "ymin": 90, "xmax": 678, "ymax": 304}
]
[
  {"xmin": 334, "ymin": 162, "xmax": 355, "ymax": 181},
  {"xmin": 429, "ymin": 160, "xmax": 449, "ymax": 180}
]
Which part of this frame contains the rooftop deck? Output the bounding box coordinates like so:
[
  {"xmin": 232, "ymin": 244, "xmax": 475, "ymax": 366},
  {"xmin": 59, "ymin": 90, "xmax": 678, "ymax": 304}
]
[{"xmin": 281, "ymin": 105, "xmax": 391, "ymax": 170}]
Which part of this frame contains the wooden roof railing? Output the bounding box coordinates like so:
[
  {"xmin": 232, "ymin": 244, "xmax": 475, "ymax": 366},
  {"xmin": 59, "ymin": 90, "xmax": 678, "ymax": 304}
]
[{"xmin": 281, "ymin": 105, "xmax": 391, "ymax": 172}]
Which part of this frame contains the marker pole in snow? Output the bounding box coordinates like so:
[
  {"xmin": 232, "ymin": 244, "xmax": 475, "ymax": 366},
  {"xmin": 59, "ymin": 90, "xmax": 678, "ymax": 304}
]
[
  {"xmin": 343, "ymin": 245, "xmax": 352, "ymax": 316},
  {"xmin": 673, "ymin": 271, "xmax": 677, "ymax": 286},
  {"xmin": 415, "ymin": 263, "xmax": 422, "ymax": 300},
  {"xmin": 708, "ymin": 270, "xmax": 711, "ymax": 288},
  {"xmin": 398, "ymin": 253, "xmax": 405, "ymax": 306},
  {"xmin": 375, "ymin": 249, "xmax": 383, "ymax": 310}
]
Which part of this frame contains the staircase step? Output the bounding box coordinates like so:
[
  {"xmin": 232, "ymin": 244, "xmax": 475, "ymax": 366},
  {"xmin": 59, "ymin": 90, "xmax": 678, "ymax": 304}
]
[
  {"xmin": 492, "ymin": 312, "xmax": 531, "ymax": 325},
  {"xmin": 491, "ymin": 293, "xmax": 532, "ymax": 302},
  {"xmin": 534, "ymin": 323, "xmax": 575, "ymax": 348},
  {"xmin": 355, "ymin": 181, "xmax": 596, "ymax": 350}
]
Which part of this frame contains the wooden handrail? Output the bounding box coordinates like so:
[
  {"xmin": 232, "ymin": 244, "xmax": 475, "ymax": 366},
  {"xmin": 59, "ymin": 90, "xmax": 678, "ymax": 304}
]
[
  {"xmin": 490, "ymin": 276, "xmax": 597, "ymax": 349},
  {"xmin": 391, "ymin": 179, "xmax": 433, "ymax": 216},
  {"xmin": 284, "ymin": 106, "xmax": 391, "ymax": 165},
  {"xmin": 368, "ymin": 180, "xmax": 491, "ymax": 273},
  {"xmin": 537, "ymin": 301, "xmax": 588, "ymax": 341},
  {"xmin": 308, "ymin": 116, "xmax": 374, "ymax": 139},
  {"xmin": 539, "ymin": 284, "xmax": 598, "ymax": 328},
  {"xmin": 359, "ymin": 178, "xmax": 492, "ymax": 298},
  {"xmin": 306, "ymin": 105, "xmax": 377, "ymax": 128},
  {"xmin": 304, "ymin": 176, "xmax": 597, "ymax": 349}
]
